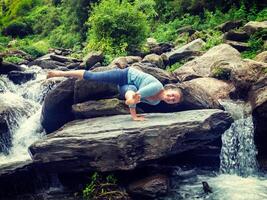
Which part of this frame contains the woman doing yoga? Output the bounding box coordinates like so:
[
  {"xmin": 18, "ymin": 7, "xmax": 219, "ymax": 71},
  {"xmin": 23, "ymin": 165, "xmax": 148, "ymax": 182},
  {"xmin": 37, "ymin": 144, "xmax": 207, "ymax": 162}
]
[{"xmin": 47, "ymin": 67, "xmax": 182, "ymax": 121}]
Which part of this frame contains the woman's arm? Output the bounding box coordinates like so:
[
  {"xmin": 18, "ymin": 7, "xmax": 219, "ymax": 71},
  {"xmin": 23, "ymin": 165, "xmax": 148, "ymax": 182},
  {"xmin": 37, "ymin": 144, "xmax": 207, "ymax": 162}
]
[{"xmin": 125, "ymin": 90, "xmax": 145, "ymax": 121}]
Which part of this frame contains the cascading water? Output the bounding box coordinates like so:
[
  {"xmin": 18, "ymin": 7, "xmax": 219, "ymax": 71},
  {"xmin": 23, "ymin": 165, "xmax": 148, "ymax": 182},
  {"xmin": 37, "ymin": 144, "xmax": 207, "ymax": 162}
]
[
  {"xmin": 219, "ymin": 100, "xmax": 258, "ymax": 176},
  {"xmin": 0, "ymin": 65, "xmax": 58, "ymax": 164},
  {"xmin": 162, "ymin": 100, "xmax": 267, "ymax": 200}
]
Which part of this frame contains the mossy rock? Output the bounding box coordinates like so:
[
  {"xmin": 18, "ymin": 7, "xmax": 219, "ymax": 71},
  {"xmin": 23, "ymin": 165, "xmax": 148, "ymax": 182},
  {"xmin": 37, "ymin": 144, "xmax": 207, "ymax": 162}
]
[{"xmin": 211, "ymin": 66, "xmax": 231, "ymax": 80}]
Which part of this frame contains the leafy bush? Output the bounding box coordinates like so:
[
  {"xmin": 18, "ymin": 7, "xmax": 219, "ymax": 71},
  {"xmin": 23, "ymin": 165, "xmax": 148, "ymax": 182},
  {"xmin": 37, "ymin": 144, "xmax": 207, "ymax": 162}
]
[
  {"xmin": 4, "ymin": 56, "xmax": 24, "ymax": 64},
  {"xmin": 3, "ymin": 20, "xmax": 32, "ymax": 38},
  {"xmin": 83, "ymin": 172, "xmax": 129, "ymax": 200},
  {"xmin": 86, "ymin": 0, "xmax": 150, "ymax": 59}
]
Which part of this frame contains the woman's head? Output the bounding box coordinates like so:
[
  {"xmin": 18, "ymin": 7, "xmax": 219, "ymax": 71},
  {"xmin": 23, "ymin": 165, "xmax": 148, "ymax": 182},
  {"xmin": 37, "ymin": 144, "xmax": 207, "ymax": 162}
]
[{"xmin": 162, "ymin": 86, "xmax": 183, "ymax": 104}]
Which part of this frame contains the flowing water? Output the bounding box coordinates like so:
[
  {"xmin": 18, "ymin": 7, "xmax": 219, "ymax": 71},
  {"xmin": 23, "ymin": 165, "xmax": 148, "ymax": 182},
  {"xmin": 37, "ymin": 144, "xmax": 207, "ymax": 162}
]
[
  {"xmin": 0, "ymin": 66, "xmax": 58, "ymax": 164},
  {"xmin": 162, "ymin": 100, "xmax": 267, "ymax": 200}
]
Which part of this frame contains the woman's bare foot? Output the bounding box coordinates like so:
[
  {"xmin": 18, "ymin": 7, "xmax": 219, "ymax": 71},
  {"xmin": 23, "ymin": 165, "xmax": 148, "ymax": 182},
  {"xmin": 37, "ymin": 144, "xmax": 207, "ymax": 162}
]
[{"xmin": 46, "ymin": 71, "xmax": 63, "ymax": 79}]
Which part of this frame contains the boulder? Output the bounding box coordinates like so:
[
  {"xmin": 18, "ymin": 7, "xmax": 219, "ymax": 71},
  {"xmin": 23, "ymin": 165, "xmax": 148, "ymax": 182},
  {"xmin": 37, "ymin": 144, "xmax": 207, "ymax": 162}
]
[
  {"xmin": 131, "ymin": 63, "xmax": 177, "ymax": 84},
  {"xmin": 174, "ymin": 44, "xmax": 242, "ymax": 81},
  {"xmin": 0, "ymin": 93, "xmax": 37, "ymax": 153},
  {"xmin": 29, "ymin": 109, "xmax": 233, "ymax": 172},
  {"xmin": 243, "ymin": 21, "xmax": 267, "ymax": 36},
  {"xmin": 224, "ymin": 40, "xmax": 250, "ymax": 52},
  {"xmin": 178, "ymin": 79, "xmax": 227, "ymax": 110},
  {"xmin": 50, "ymin": 54, "xmax": 81, "ymax": 63},
  {"xmin": 216, "ymin": 20, "xmax": 243, "ymax": 32},
  {"xmin": 183, "ymin": 77, "xmax": 234, "ymax": 101},
  {"xmin": 142, "ymin": 54, "xmax": 164, "ymax": 69},
  {"xmin": 41, "ymin": 78, "xmax": 76, "ymax": 134},
  {"xmin": 29, "ymin": 59, "xmax": 66, "ymax": 69},
  {"xmin": 0, "ymin": 61, "xmax": 24, "ymax": 74},
  {"xmin": 74, "ymin": 79, "xmax": 119, "ymax": 104},
  {"xmin": 83, "ymin": 51, "xmax": 104, "ymax": 70},
  {"xmin": 110, "ymin": 56, "xmax": 142, "ymax": 68},
  {"xmin": 150, "ymin": 42, "xmax": 174, "ymax": 55},
  {"xmin": 128, "ymin": 175, "xmax": 168, "ymax": 198},
  {"xmin": 72, "ymin": 98, "xmax": 130, "ymax": 119},
  {"xmin": 7, "ymin": 71, "xmax": 36, "ymax": 84},
  {"xmin": 255, "ymin": 51, "xmax": 267, "ymax": 63},
  {"xmin": 164, "ymin": 39, "xmax": 205, "ymax": 65},
  {"xmin": 230, "ymin": 59, "xmax": 267, "ymax": 98},
  {"xmin": 223, "ymin": 30, "xmax": 249, "ymax": 42},
  {"xmin": 249, "ymin": 76, "xmax": 267, "ymax": 169}
]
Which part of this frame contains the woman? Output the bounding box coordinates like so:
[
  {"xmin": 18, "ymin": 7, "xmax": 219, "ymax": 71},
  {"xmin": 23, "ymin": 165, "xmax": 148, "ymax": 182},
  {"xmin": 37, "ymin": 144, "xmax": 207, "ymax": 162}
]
[{"xmin": 47, "ymin": 67, "xmax": 182, "ymax": 121}]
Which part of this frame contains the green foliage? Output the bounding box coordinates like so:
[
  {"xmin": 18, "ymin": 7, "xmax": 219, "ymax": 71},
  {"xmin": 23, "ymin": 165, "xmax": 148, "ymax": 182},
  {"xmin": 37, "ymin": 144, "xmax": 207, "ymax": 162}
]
[
  {"xmin": 202, "ymin": 30, "xmax": 223, "ymax": 50},
  {"xmin": 86, "ymin": 0, "xmax": 150, "ymax": 60},
  {"xmin": 25, "ymin": 5, "xmax": 61, "ymax": 36},
  {"xmin": 166, "ymin": 61, "xmax": 185, "ymax": 72},
  {"xmin": 4, "ymin": 56, "xmax": 24, "ymax": 64},
  {"xmin": 83, "ymin": 172, "xmax": 128, "ymax": 200},
  {"xmin": 255, "ymin": 8, "xmax": 267, "ymax": 21},
  {"xmin": 3, "ymin": 20, "xmax": 32, "ymax": 37}
]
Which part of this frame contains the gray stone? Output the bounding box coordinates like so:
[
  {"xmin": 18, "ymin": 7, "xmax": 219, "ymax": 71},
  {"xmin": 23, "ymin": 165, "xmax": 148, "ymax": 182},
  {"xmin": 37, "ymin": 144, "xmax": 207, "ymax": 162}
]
[
  {"xmin": 83, "ymin": 51, "xmax": 104, "ymax": 70},
  {"xmin": 216, "ymin": 20, "xmax": 243, "ymax": 32},
  {"xmin": 142, "ymin": 54, "xmax": 164, "ymax": 69},
  {"xmin": 41, "ymin": 78, "xmax": 76, "ymax": 134},
  {"xmin": 174, "ymin": 44, "xmax": 242, "ymax": 81},
  {"xmin": 30, "ymin": 109, "xmax": 233, "ymax": 172},
  {"xmin": 223, "ymin": 30, "xmax": 249, "ymax": 42},
  {"xmin": 225, "ymin": 40, "xmax": 250, "ymax": 52},
  {"xmin": 0, "ymin": 61, "xmax": 24, "ymax": 74},
  {"xmin": 8, "ymin": 71, "xmax": 36, "ymax": 84},
  {"xmin": 255, "ymin": 51, "xmax": 267, "ymax": 63},
  {"xmin": 243, "ymin": 21, "xmax": 267, "ymax": 36},
  {"xmin": 128, "ymin": 175, "xmax": 168, "ymax": 198},
  {"xmin": 72, "ymin": 98, "xmax": 130, "ymax": 119}
]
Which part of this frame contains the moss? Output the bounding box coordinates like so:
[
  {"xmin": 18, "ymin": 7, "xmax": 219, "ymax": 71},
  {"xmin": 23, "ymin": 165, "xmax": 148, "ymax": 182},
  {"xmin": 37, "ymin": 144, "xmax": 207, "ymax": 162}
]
[{"xmin": 211, "ymin": 67, "xmax": 231, "ymax": 80}]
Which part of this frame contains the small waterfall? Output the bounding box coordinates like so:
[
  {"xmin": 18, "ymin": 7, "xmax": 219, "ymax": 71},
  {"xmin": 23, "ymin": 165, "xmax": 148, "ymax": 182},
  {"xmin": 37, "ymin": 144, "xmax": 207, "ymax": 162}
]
[
  {"xmin": 0, "ymin": 66, "xmax": 58, "ymax": 164},
  {"xmin": 219, "ymin": 100, "xmax": 258, "ymax": 177}
]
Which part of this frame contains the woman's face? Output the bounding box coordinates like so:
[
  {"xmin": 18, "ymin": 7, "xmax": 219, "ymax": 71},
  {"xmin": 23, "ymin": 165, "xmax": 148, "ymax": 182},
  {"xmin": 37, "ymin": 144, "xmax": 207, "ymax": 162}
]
[{"xmin": 163, "ymin": 90, "xmax": 181, "ymax": 104}]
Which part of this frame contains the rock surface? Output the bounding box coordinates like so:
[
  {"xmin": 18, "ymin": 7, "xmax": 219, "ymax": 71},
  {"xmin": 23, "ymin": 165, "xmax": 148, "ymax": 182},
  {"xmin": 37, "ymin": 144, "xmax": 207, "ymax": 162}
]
[
  {"xmin": 128, "ymin": 175, "xmax": 169, "ymax": 198},
  {"xmin": 174, "ymin": 44, "xmax": 242, "ymax": 81},
  {"xmin": 30, "ymin": 109, "xmax": 233, "ymax": 172},
  {"xmin": 72, "ymin": 98, "xmax": 130, "ymax": 119}
]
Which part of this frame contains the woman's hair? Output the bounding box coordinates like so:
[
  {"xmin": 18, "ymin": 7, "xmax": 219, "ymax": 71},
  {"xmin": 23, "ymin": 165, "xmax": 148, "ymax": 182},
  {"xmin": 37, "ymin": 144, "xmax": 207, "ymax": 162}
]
[{"xmin": 164, "ymin": 84, "xmax": 183, "ymax": 102}]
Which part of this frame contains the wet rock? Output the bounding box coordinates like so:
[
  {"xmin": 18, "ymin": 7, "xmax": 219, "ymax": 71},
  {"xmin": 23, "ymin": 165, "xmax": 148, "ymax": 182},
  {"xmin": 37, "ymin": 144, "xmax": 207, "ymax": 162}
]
[
  {"xmin": 8, "ymin": 71, "xmax": 36, "ymax": 84},
  {"xmin": 216, "ymin": 20, "xmax": 243, "ymax": 32},
  {"xmin": 72, "ymin": 98, "xmax": 130, "ymax": 119},
  {"xmin": 202, "ymin": 181, "xmax": 212, "ymax": 193},
  {"xmin": 41, "ymin": 78, "xmax": 76, "ymax": 134},
  {"xmin": 0, "ymin": 61, "xmax": 24, "ymax": 74},
  {"xmin": 173, "ymin": 44, "xmax": 241, "ymax": 81},
  {"xmin": 128, "ymin": 175, "xmax": 169, "ymax": 198},
  {"xmin": 243, "ymin": 21, "xmax": 267, "ymax": 36},
  {"xmin": 30, "ymin": 109, "xmax": 233, "ymax": 172},
  {"xmin": 142, "ymin": 54, "xmax": 164, "ymax": 69}
]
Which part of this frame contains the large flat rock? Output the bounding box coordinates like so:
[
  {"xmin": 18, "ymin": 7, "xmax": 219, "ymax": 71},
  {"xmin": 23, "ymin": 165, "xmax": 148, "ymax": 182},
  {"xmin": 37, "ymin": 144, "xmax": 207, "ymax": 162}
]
[{"xmin": 29, "ymin": 109, "xmax": 233, "ymax": 172}]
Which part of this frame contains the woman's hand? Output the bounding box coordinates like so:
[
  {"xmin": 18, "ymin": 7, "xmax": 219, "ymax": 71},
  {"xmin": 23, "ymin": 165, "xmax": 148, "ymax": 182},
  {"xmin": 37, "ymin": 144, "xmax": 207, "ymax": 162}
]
[{"xmin": 132, "ymin": 115, "xmax": 146, "ymax": 121}]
